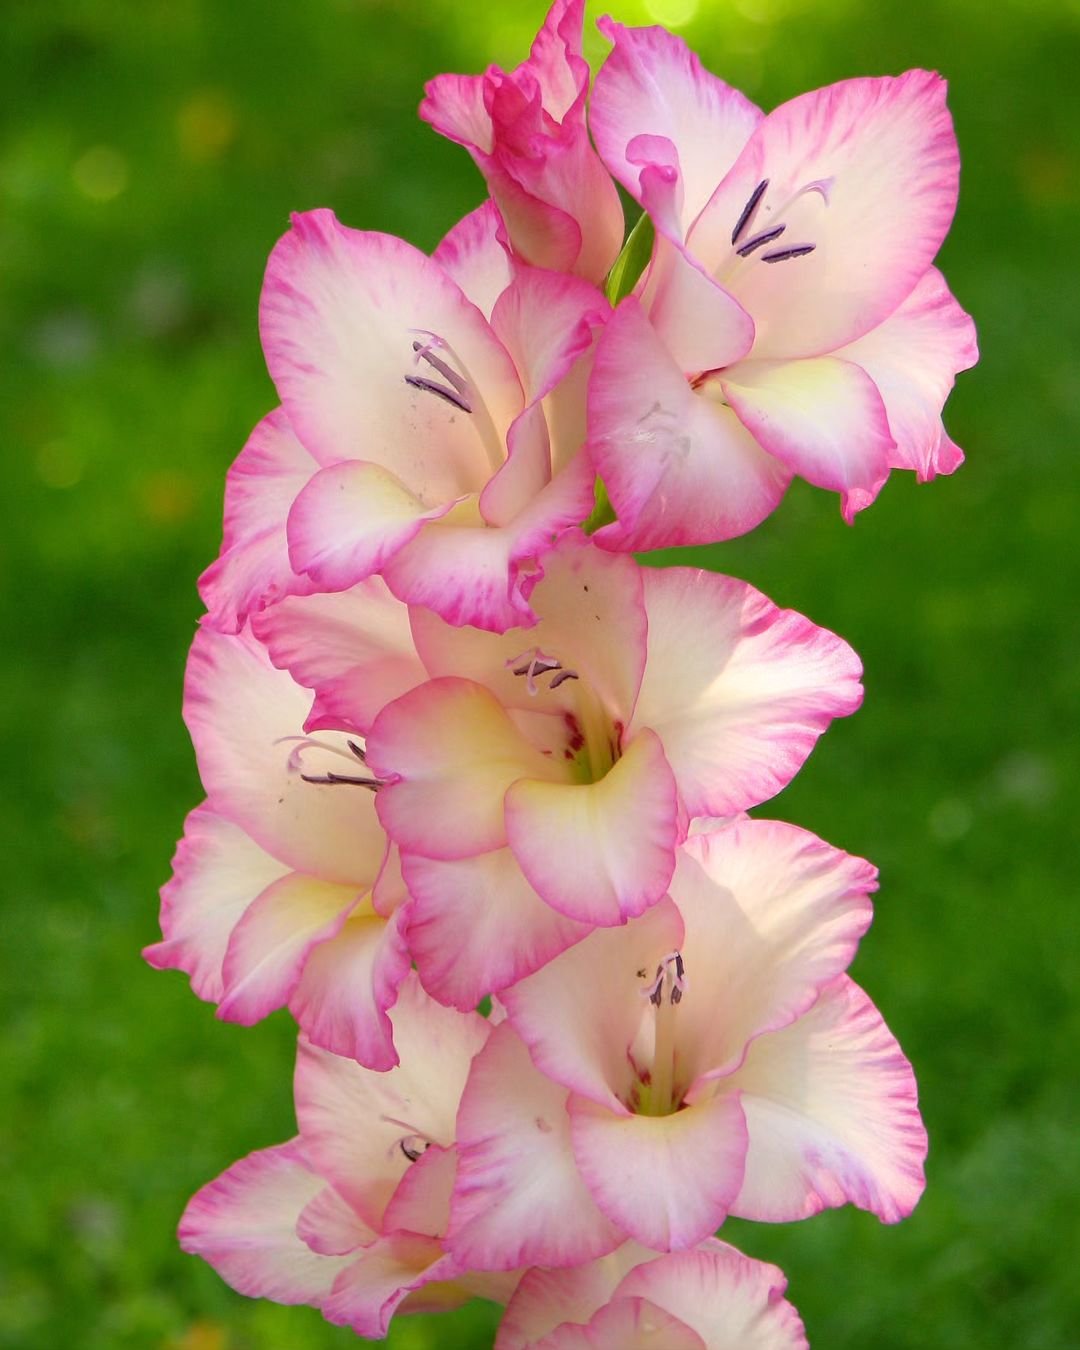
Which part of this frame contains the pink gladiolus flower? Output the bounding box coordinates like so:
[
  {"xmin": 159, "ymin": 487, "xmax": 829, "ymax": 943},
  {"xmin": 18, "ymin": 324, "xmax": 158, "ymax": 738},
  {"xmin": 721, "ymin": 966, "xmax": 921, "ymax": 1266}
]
[
  {"xmin": 179, "ymin": 973, "xmax": 521, "ymax": 1338},
  {"xmin": 496, "ymin": 1240, "xmax": 807, "ymax": 1349},
  {"xmin": 258, "ymin": 204, "xmax": 609, "ymax": 634},
  {"xmin": 421, "ymin": 0, "xmax": 624, "ymax": 285},
  {"xmin": 586, "ymin": 21, "xmax": 977, "ymax": 548},
  {"xmin": 254, "ymin": 531, "xmax": 862, "ymax": 1009},
  {"xmin": 144, "ymin": 625, "xmax": 411, "ymax": 1069},
  {"xmin": 448, "ymin": 819, "xmax": 926, "ymax": 1257}
]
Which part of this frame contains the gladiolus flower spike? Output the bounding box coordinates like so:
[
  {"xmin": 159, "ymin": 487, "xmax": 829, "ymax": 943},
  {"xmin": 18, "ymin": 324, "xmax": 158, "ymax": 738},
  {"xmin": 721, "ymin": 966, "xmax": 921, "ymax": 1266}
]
[{"xmin": 148, "ymin": 4, "xmax": 973, "ymax": 1345}]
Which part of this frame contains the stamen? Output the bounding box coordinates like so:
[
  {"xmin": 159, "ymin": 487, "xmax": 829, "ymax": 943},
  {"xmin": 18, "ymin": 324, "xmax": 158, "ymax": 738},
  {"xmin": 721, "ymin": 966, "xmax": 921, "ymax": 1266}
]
[
  {"xmin": 735, "ymin": 224, "xmax": 786, "ymax": 257},
  {"xmin": 761, "ymin": 244, "xmax": 816, "ymax": 263},
  {"xmin": 548, "ymin": 669, "xmax": 579, "ymax": 689},
  {"xmin": 506, "ymin": 647, "xmax": 576, "ymax": 696},
  {"xmin": 404, "ymin": 373, "xmax": 472, "ymax": 414},
  {"xmin": 670, "ymin": 952, "xmax": 687, "ymax": 1005},
  {"xmin": 300, "ymin": 771, "xmax": 382, "ymax": 790},
  {"xmin": 347, "ymin": 740, "xmax": 367, "ymax": 763},
  {"xmin": 277, "ymin": 734, "xmax": 363, "ymax": 773},
  {"xmin": 642, "ymin": 951, "xmax": 687, "ymax": 1007},
  {"xmin": 730, "ymin": 178, "xmax": 769, "ymax": 245},
  {"xmin": 412, "ymin": 339, "xmax": 471, "ymax": 398},
  {"xmin": 399, "ymin": 1136, "xmax": 430, "ymax": 1163},
  {"xmin": 409, "ymin": 329, "xmax": 506, "ymax": 475},
  {"xmin": 380, "ymin": 1113, "xmax": 435, "ymax": 1164}
]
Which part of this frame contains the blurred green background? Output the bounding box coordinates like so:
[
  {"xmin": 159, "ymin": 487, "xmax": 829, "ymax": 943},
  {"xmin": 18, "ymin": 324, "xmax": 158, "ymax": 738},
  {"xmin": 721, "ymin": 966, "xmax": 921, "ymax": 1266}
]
[{"xmin": 3, "ymin": 0, "xmax": 1078, "ymax": 1346}]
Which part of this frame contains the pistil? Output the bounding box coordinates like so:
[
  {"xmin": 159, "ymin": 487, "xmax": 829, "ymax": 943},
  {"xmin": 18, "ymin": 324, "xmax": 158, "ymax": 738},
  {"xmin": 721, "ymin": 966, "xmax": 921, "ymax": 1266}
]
[{"xmin": 644, "ymin": 952, "xmax": 686, "ymax": 1117}]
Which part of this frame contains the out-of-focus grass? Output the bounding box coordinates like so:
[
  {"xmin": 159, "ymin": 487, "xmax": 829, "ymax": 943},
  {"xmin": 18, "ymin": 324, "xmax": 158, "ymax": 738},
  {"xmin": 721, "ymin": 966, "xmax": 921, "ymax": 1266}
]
[{"xmin": 2, "ymin": 0, "xmax": 1078, "ymax": 1346}]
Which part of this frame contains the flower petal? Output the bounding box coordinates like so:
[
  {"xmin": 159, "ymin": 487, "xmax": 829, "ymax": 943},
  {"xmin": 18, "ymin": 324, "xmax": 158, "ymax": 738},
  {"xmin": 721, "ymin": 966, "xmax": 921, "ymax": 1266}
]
[
  {"xmin": 496, "ymin": 1248, "xmax": 656, "ymax": 1349},
  {"xmin": 381, "ymin": 516, "xmax": 537, "ymax": 633},
  {"xmin": 250, "ymin": 578, "xmax": 426, "ymax": 737},
  {"xmin": 490, "ymin": 266, "xmax": 608, "ymax": 409},
  {"xmin": 589, "ymin": 300, "xmax": 790, "ymax": 550},
  {"xmin": 835, "ymin": 264, "xmax": 977, "ymax": 515},
  {"xmin": 670, "ymin": 820, "xmax": 876, "ymax": 1085},
  {"xmin": 690, "ymin": 71, "xmax": 959, "ymax": 358},
  {"xmin": 614, "ymin": 1245, "xmax": 807, "ymax": 1349},
  {"xmin": 144, "ymin": 804, "xmax": 289, "ymax": 1003},
  {"xmin": 450, "ymin": 1023, "xmax": 623, "ymax": 1271},
  {"xmin": 296, "ymin": 1184, "xmax": 371, "ymax": 1257},
  {"xmin": 631, "ymin": 567, "xmax": 863, "ymax": 817},
  {"xmin": 323, "ymin": 1236, "xmax": 464, "ymax": 1338},
  {"xmin": 505, "ymin": 728, "xmax": 679, "ymax": 925},
  {"xmin": 534, "ymin": 1297, "xmax": 706, "ymax": 1350},
  {"xmin": 179, "ymin": 1140, "xmax": 355, "ymax": 1305},
  {"xmin": 727, "ymin": 975, "xmax": 927, "ymax": 1224},
  {"xmin": 434, "ymin": 200, "xmax": 513, "ymax": 321},
  {"xmin": 286, "ymin": 458, "xmax": 459, "ymax": 592},
  {"xmin": 640, "ymin": 239, "xmax": 755, "ymax": 376},
  {"xmin": 521, "ymin": 529, "xmax": 647, "ymax": 721},
  {"xmin": 288, "ymin": 902, "xmax": 412, "ymax": 1070},
  {"xmin": 197, "ymin": 408, "xmax": 318, "ymax": 633},
  {"xmin": 382, "ymin": 1142, "xmax": 458, "ymax": 1238},
  {"xmin": 591, "ymin": 19, "xmax": 762, "ymax": 239},
  {"xmin": 261, "ymin": 209, "xmax": 521, "ymax": 481},
  {"xmin": 367, "ymin": 676, "xmax": 563, "ymax": 860},
  {"xmin": 569, "ymin": 1091, "xmax": 748, "ymax": 1250},
  {"xmin": 403, "ymin": 849, "xmax": 591, "ymax": 1011},
  {"xmin": 720, "ymin": 356, "xmax": 894, "ymax": 494},
  {"xmin": 217, "ymin": 873, "xmax": 359, "ymax": 1026}
]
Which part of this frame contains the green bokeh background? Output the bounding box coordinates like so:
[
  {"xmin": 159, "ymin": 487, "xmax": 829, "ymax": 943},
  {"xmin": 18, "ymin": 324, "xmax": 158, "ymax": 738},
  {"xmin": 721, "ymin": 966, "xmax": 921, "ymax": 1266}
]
[{"xmin": 3, "ymin": 0, "xmax": 1078, "ymax": 1345}]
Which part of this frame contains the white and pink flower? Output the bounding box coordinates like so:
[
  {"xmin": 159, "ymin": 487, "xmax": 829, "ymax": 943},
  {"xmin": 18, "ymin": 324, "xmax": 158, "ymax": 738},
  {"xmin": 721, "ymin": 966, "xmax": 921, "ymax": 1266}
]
[
  {"xmin": 260, "ymin": 207, "xmax": 606, "ymax": 633},
  {"xmin": 179, "ymin": 973, "xmax": 520, "ymax": 1338},
  {"xmin": 586, "ymin": 21, "xmax": 977, "ymax": 547},
  {"xmin": 156, "ymin": 7, "xmax": 963, "ymax": 1341},
  {"xmin": 144, "ymin": 625, "xmax": 410, "ymax": 1069},
  {"xmin": 447, "ymin": 819, "xmax": 926, "ymax": 1258},
  {"xmin": 421, "ymin": 0, "xmax": 624, "ymax": 285}
]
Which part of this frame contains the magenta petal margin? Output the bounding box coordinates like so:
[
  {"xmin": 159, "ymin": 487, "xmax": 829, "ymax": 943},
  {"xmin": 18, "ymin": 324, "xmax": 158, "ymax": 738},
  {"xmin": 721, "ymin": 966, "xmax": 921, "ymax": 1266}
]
[{"xmin": 148, "ymin": 4, "xmax": 973, "ymax": 1346}]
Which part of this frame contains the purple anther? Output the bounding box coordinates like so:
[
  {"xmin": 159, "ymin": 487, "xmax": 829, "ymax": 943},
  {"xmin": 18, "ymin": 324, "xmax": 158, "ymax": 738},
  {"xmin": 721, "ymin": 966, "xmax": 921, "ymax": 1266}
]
[
  {"xmin": 347, "ymin": 740, "xmax": 367, "ymax": 762},
  {"xmin": 643, "ymin": 951, "xmax": 688, "ymax": 1006},
  {"xmin": 412, "ymin": 339, "xmax": 471, "ymax": 398},
  {"xmin": 399, "ymin": 1136, "xmax": 429, "ymax": 1163},
  {"xmin": 730, "ymin": 178, "xmax": 769, "ymax": 245},
  {"xmin": 761, "ymin": 244, "xmax": 816, "ymax": 264},
  {"xmin": 671, "ymin": 951, "xmax": 687, "ymax": 1005},
  {"xmin": 404, "ymin": 374, "xmax": 472, "ymax": 413},
  {"xmin": 506, "ymin": 647, "xmax": 565, "ymax": 695},
  {"xmin": 300, "ymin": 771, "xmax": 382, "ymax": 790},
  {"xmin": 736, "ymin": 224, "xmax": 786, "ymax": 257},
  {"xmin": 549, "ymin": 669, "xmax": 580, "ymax": 689}
]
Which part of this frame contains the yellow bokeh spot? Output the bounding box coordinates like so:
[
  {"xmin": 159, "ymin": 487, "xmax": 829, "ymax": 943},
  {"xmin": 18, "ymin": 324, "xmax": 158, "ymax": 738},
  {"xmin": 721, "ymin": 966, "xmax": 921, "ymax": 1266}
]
[
  {"xmin": 177, "ymin": 89, "xmax": 237, "ymax": 163},
  {"xmin": 72, "ymin": 145, "xmax": 128, "ymax": 202},
  {"xmin": 643, "ymin": 0, "xmax": 701, "ymax": 25},
  {"xmin": 138, "ymin": 469, "xmax": 196, "ymax": 525},
  {"xmin": 164, "ymin": 1321, "xmax": 229, "ymax": 1350}
]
